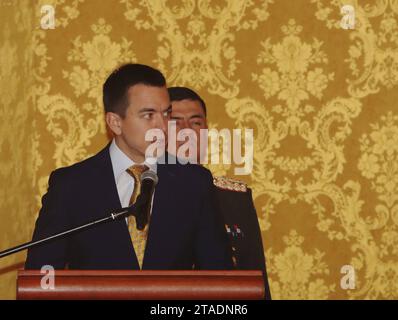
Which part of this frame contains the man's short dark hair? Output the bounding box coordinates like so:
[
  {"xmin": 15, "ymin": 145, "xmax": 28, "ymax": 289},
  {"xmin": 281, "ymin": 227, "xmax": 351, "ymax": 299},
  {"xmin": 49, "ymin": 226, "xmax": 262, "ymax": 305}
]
[
  {"xmin": 168, "ymin": 86, "xmax": 207, "ymax": 116},
  {"xmin": 103, "ymin": 63, "xmax": 166, "ymax": 117}
]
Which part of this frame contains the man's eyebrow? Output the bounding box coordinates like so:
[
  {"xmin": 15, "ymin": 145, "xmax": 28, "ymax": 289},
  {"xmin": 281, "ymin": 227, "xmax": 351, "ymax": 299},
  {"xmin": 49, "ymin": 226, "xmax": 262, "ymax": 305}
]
[
  {"xmin": 138, "ymin": 108, "xmax": 156, "ymax": 113},
  {"xmin": 189, "ymin": 114, "xmax": 205, "ymax": 120}
]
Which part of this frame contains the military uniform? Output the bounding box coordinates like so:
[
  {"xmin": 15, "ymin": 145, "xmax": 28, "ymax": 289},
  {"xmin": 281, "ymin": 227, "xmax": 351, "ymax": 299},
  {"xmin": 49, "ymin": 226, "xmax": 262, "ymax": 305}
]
[{"xmin": 213, "ymin": 176, "xmax": 271, "ymax": 300}]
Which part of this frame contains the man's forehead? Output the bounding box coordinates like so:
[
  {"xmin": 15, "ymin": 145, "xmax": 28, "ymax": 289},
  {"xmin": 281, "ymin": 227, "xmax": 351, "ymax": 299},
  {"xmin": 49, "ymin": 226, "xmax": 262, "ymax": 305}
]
[
  {"xmin": 171, "ymin": 99, "xmax": 205, "ymax": 116},
  {"xmin": 126, "ymin": 84, "xmax": 170, "ymax": 110}
]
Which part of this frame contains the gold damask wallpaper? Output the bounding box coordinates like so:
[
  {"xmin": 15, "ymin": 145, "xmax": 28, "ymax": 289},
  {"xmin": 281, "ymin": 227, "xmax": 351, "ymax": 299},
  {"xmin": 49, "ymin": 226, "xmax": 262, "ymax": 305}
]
[{"xmin": 0, "ymin": 0, "xmax": 397, "ymax": 299}]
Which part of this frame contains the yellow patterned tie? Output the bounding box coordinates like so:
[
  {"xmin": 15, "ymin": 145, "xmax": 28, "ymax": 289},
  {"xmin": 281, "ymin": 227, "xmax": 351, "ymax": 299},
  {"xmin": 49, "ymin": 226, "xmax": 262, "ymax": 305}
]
[{"xmin": 126, "ymin": 164, "xmax": 149, "ymax": 269}]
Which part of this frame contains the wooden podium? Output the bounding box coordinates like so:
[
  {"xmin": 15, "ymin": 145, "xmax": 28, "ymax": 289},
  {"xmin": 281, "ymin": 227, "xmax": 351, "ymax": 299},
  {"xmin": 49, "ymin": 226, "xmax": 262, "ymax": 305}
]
[{"xmin": 17, "ymin": 270, "xmax": 265, "ymax": 300}]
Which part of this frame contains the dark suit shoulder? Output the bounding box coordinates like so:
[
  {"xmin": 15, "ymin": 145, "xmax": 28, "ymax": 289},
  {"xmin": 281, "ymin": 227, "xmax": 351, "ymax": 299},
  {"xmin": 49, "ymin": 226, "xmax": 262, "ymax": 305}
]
[
  {"xmin": 49, "ymin": 145, "xmax": 110, "ymax": 182},
  {"xmin": 163, "ymin": 158, "xmax": 213, "ymax": 183},
  {"xmin": 186, "ymin": 162, "xmax": 213, "ymax": 178}
]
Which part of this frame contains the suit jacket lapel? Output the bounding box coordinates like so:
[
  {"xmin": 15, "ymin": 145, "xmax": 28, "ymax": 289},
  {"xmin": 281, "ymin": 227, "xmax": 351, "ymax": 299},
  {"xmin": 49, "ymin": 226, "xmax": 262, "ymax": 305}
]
[
  {"xmin": 142, "ymin": 162, "xmax": 177, "ymax": 269},
  {"xmin": 91, "ymin": 143, "xmax": 140, "ymax": 268},
  {"xmin": 92, "ymin": 143, "xmax": 122, "ymax": 210}
]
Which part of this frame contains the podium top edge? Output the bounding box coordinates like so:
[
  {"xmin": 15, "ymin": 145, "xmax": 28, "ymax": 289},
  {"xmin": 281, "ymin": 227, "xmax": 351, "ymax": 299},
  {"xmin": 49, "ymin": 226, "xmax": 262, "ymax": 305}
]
[{"xmin": 17, "ymin": 269, "xmax": 263, "ymax": 277}]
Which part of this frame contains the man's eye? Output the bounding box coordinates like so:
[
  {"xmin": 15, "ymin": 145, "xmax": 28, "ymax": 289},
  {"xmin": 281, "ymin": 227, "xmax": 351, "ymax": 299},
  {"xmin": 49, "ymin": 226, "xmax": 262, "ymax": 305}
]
[
  {"xmin": 163, "ymin": 110, "xmax": 172, "ymax": 118},
  {"xmin": 143, "ymin": 113, "xmax": 153, "ymax": 119},
  {"xmin": 191, "ymin": 121, "xmax": 203, "ymax": 126}
]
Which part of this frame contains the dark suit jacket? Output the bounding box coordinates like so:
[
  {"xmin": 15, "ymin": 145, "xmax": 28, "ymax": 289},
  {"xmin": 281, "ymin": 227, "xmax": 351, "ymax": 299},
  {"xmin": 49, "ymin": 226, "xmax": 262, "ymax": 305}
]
[
  {"xmin": 215, "ymin": 186, "xmax": 272, "ymax": 299},
  {"xmin": 25, "ymin": 145, "xmax": 233, "ymax": 270}
]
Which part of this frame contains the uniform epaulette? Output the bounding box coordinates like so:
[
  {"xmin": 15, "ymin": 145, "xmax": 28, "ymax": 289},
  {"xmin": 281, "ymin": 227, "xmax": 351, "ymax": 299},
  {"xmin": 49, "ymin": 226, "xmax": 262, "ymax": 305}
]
[{"xmin": 213, "ymin": 176, "xmax": 248, "ymax": 192}]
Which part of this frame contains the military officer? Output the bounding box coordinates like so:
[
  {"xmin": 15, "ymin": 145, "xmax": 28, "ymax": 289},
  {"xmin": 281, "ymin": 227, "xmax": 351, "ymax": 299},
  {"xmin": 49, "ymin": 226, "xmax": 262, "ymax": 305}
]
[{"xmin": 167, "ymin": 86, "xmax": 271, "ymax": 299}]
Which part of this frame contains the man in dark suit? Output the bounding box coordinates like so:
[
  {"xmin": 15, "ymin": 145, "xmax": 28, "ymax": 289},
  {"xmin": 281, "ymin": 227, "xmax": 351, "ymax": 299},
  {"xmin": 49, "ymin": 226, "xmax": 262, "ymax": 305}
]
[
  {"xmin": 25, "ymin": 64, "xmax": 232, "ymax": 270},
  {"xmin": 167, "ymin": 87, "xmax": 271, "ymax": 299}
]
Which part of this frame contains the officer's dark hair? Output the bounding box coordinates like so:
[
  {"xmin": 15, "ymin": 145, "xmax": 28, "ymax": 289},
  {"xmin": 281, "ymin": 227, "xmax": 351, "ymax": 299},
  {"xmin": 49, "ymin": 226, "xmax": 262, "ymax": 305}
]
[
  {"xmin": 103, "ymin": 63, "xmax": 166, "ymax": 117},
  {"xmin": 168, "ymin": 86, "xmax": 207, "ymax": 116}
]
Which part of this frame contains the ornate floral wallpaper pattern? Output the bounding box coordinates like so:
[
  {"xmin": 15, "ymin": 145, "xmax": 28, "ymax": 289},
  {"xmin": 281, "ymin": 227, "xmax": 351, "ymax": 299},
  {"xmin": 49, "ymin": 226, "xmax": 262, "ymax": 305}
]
[{"xmin": 0, "ymin": 0, "xmax": 397, "ymax": 299}]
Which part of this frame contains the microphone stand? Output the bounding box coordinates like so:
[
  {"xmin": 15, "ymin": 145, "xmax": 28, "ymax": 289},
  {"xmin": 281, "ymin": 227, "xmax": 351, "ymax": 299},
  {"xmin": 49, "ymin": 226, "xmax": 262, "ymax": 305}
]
[{"xmin": 0, "ymin": 200, "xmax": 143, "ymax": 259}]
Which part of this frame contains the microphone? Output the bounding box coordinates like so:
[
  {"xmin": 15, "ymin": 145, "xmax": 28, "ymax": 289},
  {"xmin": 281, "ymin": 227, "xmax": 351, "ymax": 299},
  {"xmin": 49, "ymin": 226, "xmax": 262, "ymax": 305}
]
[{"xmin": 134, "ymin": 170, "xmax": 158, "ymax": 230}]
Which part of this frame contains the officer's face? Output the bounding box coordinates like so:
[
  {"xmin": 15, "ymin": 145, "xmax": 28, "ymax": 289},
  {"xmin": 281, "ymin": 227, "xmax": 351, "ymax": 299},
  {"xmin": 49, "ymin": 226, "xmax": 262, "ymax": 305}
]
[
  {"xmin": 169, "ymin": 99, "xmax": 207, "ymax": 161},
  {"xmin": 107, "ymin": 84, "xmax": 171, "ymax": 163}
]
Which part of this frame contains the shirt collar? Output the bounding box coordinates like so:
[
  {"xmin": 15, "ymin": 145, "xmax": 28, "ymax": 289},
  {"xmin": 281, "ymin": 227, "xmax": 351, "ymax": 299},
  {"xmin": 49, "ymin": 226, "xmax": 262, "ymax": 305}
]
[{"xmin": 109, "ymin": 139, "xmax": 157, "ymax": 183}]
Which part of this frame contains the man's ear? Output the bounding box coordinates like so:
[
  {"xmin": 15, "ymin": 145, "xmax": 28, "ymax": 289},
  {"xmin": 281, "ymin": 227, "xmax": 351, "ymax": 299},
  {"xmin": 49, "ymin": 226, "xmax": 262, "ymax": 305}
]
[{"xmin": 105, "ymin": 112, "xmax": 122, "ymax": 136}]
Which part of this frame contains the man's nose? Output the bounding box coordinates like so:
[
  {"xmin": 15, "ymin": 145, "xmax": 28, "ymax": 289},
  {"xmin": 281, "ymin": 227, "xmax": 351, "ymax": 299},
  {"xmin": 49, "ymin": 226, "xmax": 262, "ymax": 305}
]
[
  {"xmin": 155, "ymin": 114, "xmax": 167, "ymax": 133},
  {"xmin": 179, "ymin": 119, "xmax": 190, "ymax": 130}
]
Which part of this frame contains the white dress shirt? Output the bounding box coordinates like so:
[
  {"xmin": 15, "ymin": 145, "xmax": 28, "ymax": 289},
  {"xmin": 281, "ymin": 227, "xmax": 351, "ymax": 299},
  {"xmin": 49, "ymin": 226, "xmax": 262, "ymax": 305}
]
[{"xmin": 109, "ymin": 139, "xmax": 157, "ymax": 220}]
